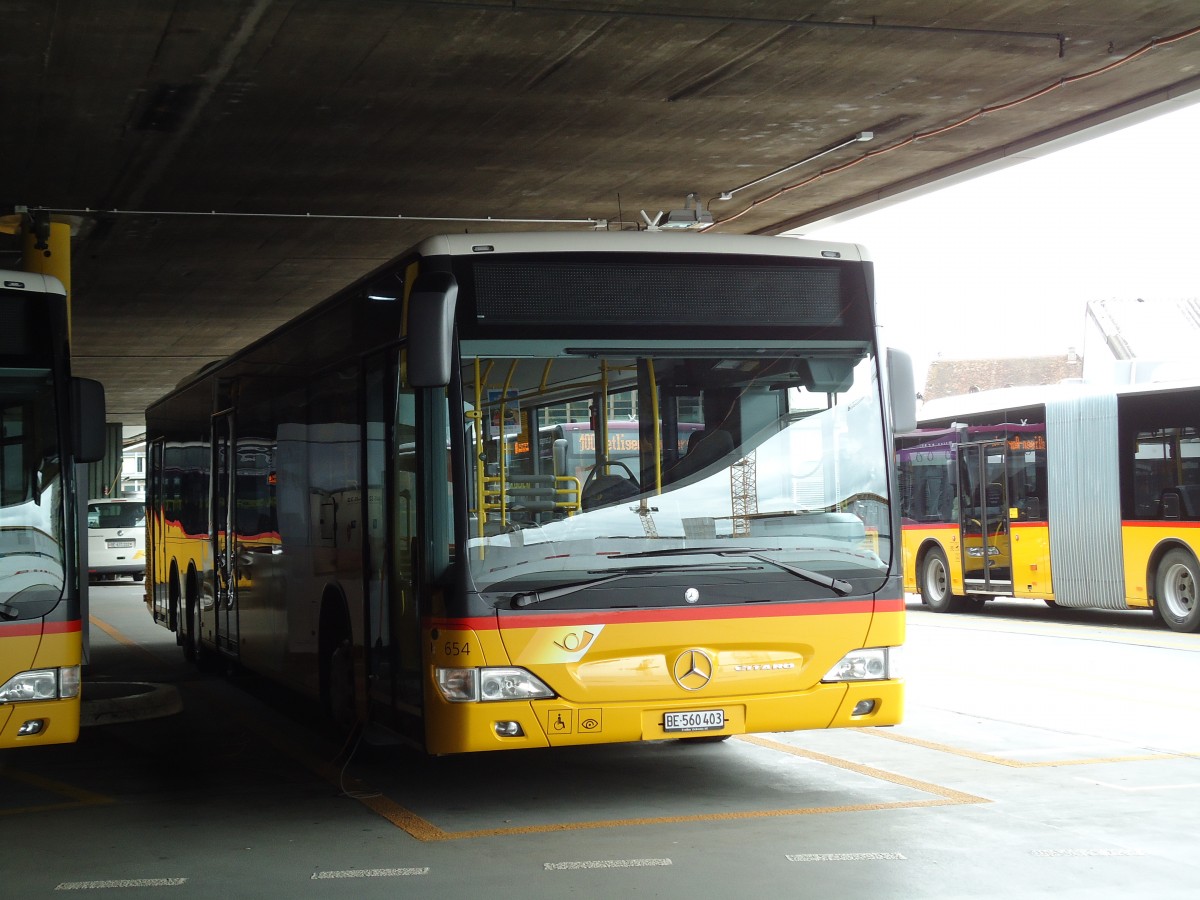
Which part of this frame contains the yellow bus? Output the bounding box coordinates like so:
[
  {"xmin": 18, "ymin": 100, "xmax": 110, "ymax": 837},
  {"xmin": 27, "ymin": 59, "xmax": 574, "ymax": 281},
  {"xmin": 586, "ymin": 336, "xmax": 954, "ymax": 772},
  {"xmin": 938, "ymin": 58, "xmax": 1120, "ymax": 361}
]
[
  {"xmin": 1, "ymin": 270, "xmax": 105, "ymax": 747},
  {"xmin": 897, "ymin": 380, "xmax": 1200, "ymax": 632},
  {"xmin": 145, "ymin": 231, "xmax": 914, "ymax": 755}
]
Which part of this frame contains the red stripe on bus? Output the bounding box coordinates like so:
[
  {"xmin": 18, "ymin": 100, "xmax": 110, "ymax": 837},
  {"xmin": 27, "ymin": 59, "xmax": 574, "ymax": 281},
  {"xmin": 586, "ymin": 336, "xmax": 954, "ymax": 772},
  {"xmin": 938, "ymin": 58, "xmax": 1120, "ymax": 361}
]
[
  {"xmin": 1123, "ymin": 520, "xmax": 1200, "ymax": 529},
  {"xmin": 429, "ymin": 598, "xmax": 903, "ymax": 631},
  {"xmin": 0, "ymin": 619, "xmax": 82, "ymax": 638}
]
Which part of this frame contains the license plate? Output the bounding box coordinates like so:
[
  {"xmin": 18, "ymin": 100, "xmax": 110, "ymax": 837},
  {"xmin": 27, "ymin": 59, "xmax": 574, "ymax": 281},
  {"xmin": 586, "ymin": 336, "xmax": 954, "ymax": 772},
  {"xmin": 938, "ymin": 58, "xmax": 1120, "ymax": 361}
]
[
  {"xmin": 107, "ymin": 539, "xmax": 134, "ymax": 548},
  {"xmin": 663, "ymin": 709, "xmax": 725, "ymax": 733}
]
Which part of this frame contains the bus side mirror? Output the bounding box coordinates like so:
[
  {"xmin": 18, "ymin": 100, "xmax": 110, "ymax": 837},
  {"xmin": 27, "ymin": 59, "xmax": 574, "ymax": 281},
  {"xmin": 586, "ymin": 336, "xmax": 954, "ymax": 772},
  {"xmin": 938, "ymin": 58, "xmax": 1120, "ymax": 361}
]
[
  {"xmin": 71, "ymin": 377, "xmax": 106, "ymax": 463},
  {"xmin": 407, "ymin": 272, "xmax": 458, "ymax": 387},
  {"xmin": 887, "ymin": 348, "xmax": 917, "ymax": 434}
]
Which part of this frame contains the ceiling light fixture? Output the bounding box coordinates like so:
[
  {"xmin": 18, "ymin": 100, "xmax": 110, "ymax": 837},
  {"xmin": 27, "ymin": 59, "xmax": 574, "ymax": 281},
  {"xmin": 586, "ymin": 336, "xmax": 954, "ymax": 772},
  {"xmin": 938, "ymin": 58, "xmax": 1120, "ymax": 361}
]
[{"xmin": 715, "ymin": 131, "xmax": 874, "ymax": 202}]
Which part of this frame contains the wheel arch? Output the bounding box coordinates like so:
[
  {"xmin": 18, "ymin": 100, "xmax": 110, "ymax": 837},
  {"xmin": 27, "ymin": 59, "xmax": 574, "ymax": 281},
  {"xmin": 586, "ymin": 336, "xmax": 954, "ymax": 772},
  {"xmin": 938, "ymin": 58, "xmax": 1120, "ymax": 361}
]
[
  {"xmin": 1147, "ymin": 539, "xmax": 1198, "ymax": 605},
  {"xmin": 916, "ymin": 536, "xmax": 955, "ymax": 584}
]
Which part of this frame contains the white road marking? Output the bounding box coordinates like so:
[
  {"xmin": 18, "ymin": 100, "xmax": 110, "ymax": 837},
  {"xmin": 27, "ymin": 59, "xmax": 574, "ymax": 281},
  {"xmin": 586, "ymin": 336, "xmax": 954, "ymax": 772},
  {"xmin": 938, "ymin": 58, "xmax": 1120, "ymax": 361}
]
[
  {"xmin": 985, "ymin": 744, "xmax": 1131, "ymax": 756},
  {"xmin": 545, "ymin": 859, "xmax": 673, "ymax": 871},
  {"xmin": 55, "ymin": 879, "xmax": 187, "ymax": 890},
  {"xmin": 1077, "ymin": 777, "xmax": 1200, "ymax": 792},
  {"xmin": 786, "ymin": 853, "xmax": 906, "ymax": 861},
  {"xmin": 311, "ymin": 868, "xmax": 429, "ymax": 879},
  {"xmin": 1031, "ymin": 849, "xmax": 1146, "ymax": 857}
]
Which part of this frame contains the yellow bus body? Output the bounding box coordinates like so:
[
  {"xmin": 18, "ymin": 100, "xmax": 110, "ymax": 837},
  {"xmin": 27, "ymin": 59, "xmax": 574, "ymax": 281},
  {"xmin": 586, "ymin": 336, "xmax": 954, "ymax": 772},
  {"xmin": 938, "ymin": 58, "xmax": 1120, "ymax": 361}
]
[
  {"xmin": 903, "ymin": 522, "xmax": 1054, "ymax": 599},
  {"xmin": 1121, "ymin": 521, "xmax": 1200, "ymax": 609},
  {"xmin": 905, "ymin": 519, "xmax": 1200, "ymax": 612},
  {"xmin": 424, "ymin": 601, "xmax": 904, "ymax": 755},
  {"xmin": 0, "ymin": 625, "xmax": 82, "ymax": 747}
]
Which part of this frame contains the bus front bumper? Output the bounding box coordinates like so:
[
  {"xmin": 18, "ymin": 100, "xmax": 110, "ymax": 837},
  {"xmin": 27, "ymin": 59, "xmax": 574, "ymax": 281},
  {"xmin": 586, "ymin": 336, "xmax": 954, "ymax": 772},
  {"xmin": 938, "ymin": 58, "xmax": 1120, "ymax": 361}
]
[{"xmin": 425, "ymin": 678, "xmax": 903, "ymax": 755}]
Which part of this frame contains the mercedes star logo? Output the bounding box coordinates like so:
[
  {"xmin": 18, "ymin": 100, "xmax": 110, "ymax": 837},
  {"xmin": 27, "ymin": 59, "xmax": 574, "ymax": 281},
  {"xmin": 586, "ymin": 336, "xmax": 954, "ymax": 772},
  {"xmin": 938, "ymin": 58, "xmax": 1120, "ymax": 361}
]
[{"xmin": 672, "ymin": 649, "xmax": 714, "ymax": 691}]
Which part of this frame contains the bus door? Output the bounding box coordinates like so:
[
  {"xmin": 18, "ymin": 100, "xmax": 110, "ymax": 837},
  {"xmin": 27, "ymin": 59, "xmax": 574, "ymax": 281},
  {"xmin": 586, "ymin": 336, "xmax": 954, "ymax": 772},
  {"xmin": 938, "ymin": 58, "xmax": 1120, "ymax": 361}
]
[
  {"xmin": 210, "ymin": 410, "xmax": 239, "ymax": 654},
  {"xmin": 957, "ymin": 441, "xmax": 1013, "ymax": 594},
  {"xmin": 364, "ymin": 350, "xmax": 424, "ymax": 740}
]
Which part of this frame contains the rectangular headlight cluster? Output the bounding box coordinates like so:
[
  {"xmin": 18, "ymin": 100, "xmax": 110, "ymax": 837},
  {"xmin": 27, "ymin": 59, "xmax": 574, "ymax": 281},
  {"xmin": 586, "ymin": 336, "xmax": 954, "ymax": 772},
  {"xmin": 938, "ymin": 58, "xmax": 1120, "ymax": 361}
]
[
  {"xmin": 0, "ymin": 665, "xmax": 81, "ymax": 703},
  {"xmin": 435, "ymin": 667, "xmax": 555, "ymax": 703},
  {"xmin": 822, "ymin": 648, "xmax": 899, "ymax": 683}
]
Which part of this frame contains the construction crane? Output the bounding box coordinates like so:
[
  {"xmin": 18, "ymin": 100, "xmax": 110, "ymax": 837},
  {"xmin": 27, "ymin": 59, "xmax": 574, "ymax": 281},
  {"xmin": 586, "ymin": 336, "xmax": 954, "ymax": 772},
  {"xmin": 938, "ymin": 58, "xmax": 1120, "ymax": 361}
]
[
  {"xmin": 730, "ymin": 451, "xmax": 758, "ymax": 536},
  {"xmin": 635, "ymin": 499, "xmax": 659, "ymax": 537}
]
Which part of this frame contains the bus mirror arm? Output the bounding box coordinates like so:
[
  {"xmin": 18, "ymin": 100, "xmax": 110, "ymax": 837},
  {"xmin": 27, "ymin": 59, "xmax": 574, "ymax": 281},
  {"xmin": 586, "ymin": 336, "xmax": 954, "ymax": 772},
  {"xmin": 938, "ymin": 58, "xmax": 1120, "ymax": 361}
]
[
  {"xmin": 407, "ymin": 272, "xmax": 458, "ymax": 387},
  {"xmin": 886, "ymin": 348, "xmax": 917, "ymax": 434},
  {"xmin": 71, "ymin": 377, "xmax": 106, "ymax": 463}
]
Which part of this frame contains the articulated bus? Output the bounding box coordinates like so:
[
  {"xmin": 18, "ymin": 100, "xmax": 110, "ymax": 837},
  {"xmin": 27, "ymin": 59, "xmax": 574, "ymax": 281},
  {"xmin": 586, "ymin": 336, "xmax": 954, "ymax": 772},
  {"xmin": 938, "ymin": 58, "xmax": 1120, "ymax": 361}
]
[
  {"xmin": 897, "ymin": 380, "xmax": 1200, "ymax": 632},
  {"xmin": 145, "ymin": 231, "xmax": 915, "ymax": 755},
  {"xmin": 1, "ymin": 270, "xmax": 105, "ymax": 747}
]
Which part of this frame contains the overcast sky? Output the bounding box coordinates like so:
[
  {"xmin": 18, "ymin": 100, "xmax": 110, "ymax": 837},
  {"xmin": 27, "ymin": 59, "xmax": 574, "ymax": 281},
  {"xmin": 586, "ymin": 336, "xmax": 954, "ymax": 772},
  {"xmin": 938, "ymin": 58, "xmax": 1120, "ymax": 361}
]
[{"xmin": 800, "ymin": 95, "xmax": 1200, "ymax": 388}]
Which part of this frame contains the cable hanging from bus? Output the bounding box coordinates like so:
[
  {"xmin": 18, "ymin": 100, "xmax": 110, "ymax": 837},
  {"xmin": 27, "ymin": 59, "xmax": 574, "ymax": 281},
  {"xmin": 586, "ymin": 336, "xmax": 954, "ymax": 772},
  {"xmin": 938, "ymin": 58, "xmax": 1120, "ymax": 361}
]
[
  {"xmin": 897, "ymin": 380, "xmax": 1200, "ymax": 632},
  {"xmin": 1, "ymin": 270, "xmax": 106, "ymax": 747},
  {"xmin": 145, "ymin": 231, "xmax": 915, "ymax": 755}
]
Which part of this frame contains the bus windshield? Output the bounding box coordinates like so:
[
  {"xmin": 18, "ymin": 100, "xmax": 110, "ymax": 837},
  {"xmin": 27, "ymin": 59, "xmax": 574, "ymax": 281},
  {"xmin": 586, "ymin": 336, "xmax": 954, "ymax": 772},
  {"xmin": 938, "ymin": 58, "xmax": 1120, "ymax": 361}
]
[
  {"xmin": 461, "ymin": 347, "xmax": 890, "ymax": 601},
  {"xmin": 0, "ymin": 368, "xmax": 67, "ymax": 616}
]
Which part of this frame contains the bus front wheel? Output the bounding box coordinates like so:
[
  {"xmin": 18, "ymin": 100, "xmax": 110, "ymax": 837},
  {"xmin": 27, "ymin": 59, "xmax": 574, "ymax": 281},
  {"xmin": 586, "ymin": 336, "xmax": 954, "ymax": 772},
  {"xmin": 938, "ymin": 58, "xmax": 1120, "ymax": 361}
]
[
  {"xmin": 320, "ymin": 606, "xmax": 357, "ymax": 732},
  {"xmin": 1155, "ymin": 549, "xmax": 1200, "ymax": 633},
  {"xmin": 920, "ymin": 547, "xmax": 966, "ymax": 614}
]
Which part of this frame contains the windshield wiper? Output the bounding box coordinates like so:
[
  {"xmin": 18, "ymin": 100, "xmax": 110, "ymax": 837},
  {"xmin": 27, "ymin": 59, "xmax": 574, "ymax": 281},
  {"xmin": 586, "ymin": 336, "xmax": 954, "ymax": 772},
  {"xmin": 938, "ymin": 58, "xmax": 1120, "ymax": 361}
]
[
  {"xmin": 0, "ymin": 601, "xmax": 18, "ymax": 620},
  {"xmin": 611, "ymin": 546, "xmax": 852, "ymax": 596},
  {"xmin": 506, "ymin": 564, "xmax": 752, "ymax": 608}
]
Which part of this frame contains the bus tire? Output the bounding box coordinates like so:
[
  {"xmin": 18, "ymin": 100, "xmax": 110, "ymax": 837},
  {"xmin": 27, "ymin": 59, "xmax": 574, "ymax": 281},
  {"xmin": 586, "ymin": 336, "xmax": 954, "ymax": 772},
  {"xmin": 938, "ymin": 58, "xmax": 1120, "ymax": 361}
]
[
  {"xmin": 186, "ymin": 598, "xmax": 208, "ymax": 670},
  {"xmin": 319, "ymin": 601, "xmax": 357, "ymax": 732},
  {"xmin": 1155, "ymin": 549, "xmax": 1200, "ymax": 633},
  {"xmin": 920, "ymin": 547, "xmax": 966, "ymax": 613}
]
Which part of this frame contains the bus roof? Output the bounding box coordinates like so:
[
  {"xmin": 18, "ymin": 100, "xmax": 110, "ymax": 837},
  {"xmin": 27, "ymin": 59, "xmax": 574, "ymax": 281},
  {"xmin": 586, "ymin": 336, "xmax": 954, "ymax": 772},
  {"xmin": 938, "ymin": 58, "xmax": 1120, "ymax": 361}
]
[
  {"xmin": 0, "ymin": 268, "xmax": 66, "ymax": 296},
  {"xmin": 918, "ymin": 377, "xmax": 1200, "ymax": 425},
  {"xmin": 413, "ymin": 231, "xmax": 869, "ymax": 263}
]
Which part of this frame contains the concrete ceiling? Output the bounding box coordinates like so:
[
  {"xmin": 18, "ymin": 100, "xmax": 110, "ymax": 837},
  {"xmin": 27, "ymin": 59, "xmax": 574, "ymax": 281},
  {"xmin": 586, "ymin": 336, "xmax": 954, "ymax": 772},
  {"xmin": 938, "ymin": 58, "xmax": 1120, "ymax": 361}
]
[{"xmin": 4, "ymin": 1, "xmax": 1200, "ymax": 426}]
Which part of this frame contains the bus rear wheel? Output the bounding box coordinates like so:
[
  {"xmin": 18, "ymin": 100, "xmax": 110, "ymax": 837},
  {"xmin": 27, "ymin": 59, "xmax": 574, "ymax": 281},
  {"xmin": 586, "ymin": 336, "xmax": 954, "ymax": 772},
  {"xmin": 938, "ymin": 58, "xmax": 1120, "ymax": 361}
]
[
  {"xmin": 1155, "ymin": 549, "xmax": 1200, "ymax": 633},
  {"xmin": 920, "ymin": 547, "xmax": 967, "ymax": 614}
]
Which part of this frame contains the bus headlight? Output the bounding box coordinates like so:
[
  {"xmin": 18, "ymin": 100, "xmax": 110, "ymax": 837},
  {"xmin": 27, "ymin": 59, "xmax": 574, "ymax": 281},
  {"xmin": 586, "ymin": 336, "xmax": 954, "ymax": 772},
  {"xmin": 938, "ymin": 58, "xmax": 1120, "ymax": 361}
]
[
  {"xmin": 822, "ymin": 648, "xmax": 899, "ymax": 683},
  {"xmin": 435, "ymin": 667, "xmax": 556, "ymax": 703},
  {"xmin": 0, "ymin": 669, "xmax": 61, "ymax": 703}
]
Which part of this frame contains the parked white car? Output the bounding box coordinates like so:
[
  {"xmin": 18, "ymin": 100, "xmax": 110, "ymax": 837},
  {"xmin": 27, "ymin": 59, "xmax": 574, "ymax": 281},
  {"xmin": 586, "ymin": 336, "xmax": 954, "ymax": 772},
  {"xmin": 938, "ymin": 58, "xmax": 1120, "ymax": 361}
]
[{"xmin": 87, "ymin": 499, "xmax": 146, "ymax": 583}]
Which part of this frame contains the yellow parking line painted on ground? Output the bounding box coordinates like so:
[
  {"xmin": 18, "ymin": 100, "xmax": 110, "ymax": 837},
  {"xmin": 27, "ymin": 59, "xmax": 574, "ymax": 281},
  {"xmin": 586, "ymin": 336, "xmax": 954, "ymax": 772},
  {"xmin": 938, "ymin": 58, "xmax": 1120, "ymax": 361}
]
[
  {"xmin": 737, "ymin": 734, "xmax": 988, "ymax": 804},
  {"xmin": 90, "ymin": 614, "xmax": 165, "ymax": 665},
  {"xmin": 349, "ymin": 734, "xmax": 988, "ymax": 842},
  {"xmin": 80, "ymin": 615, "xmax": 990, "ymax": 841},
  {"xmin": 0, "ymin": 769, "xmax": 114, "ymax": 817},
  {"xmin": 89, "ymin": 613, "xmax": 136, "ymax": 645},
  {"xmin": 869, "ymin": 729, "xmax": 1188, "ymax": 767}
]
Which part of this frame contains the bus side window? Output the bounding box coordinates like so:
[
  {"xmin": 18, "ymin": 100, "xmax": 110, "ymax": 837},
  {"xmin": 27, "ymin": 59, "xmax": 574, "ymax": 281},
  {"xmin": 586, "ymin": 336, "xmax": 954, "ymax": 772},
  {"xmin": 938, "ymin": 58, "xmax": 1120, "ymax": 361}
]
[{"xmin": 1180, "ymin": 485, "xmax": 1200, "ymax": 519}]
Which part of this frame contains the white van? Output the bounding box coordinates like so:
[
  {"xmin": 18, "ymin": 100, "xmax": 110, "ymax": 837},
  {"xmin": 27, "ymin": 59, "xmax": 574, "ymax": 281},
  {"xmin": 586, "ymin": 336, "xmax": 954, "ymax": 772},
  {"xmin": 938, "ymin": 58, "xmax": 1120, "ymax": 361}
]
[{"xmin": 87, "ymin": 499, "xmax": 146, "ymax": 583}]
